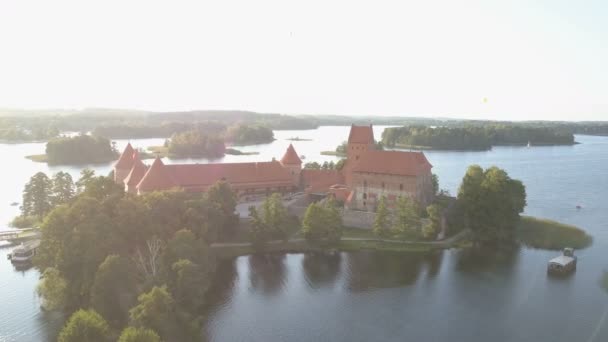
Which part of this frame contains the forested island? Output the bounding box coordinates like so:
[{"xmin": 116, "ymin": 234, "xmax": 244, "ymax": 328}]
[
  {"xmin": 26, "ymin": 135, "xmax": 118, "ymax": 165},
  {"xmin": 381, "ymin": 125, "xmax": 576, "ymax": 150},
  {"xmin": 18, "ymin": 160, "xmax": 590, "ymax": 341}
]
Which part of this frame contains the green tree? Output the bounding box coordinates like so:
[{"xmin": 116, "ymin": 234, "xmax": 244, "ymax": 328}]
[
  {"xmin": 261, "ymin": 193, "xmax": 289, "ymax": 240},
  {"xmin": 394, "ymin": 196, "xmax": 420, "ymax": 234},
  {"xmin": 170, "ymin": 259, "xmax": 209, "ymax": 312},
  {"xmin": 129, "ymin": 286, "xmax": 175, "ymax": 340},
  {"xmin": 76, "ymin": 168, "xmax": 96, "ymax": 193},
  {"xmin": 373, "ymin": 196, "xmax": 391, "ymax": 237},
  {"xmin": 249, "ymin": 205, "xmax": 268, "ymax": 248},
  {"xmin": 303, "ymin": 162, "xmax": 321, "ymax": 170},
  {"xmin": 302, "ymin": 203, "xmax": 325, "ymax": 242},
  {"xmin": 46, "ymin": 134, "xmax": 116, "ymax": 164},
  {"xmin": 52, "ymin": 171, "xmax": 75, "ymax": 206},
  {"xmin": 118, "ymin": 327, "xmax": 161, "ymax": 342},
  {"xmin": 36, "ymin": 267, "xmax": 67, "ymax": 311},
  {"xmin": 207, "ymin": 181, "xmax": 238, "ymax": 234},
  {"xmin": 58, "ymin": 309, "xmax": 111, "ymax": 342},
  {"xmin": 301, "ymin": 199, "xmax": 342, "ymax": 243},
  {"xmin": 90, "ymin": 255, "xmax": 137, "ymax": 328},
  {"xmin": 423, "ymin": 204, "xmax": 442, "ymax": 240},
  {"xmin": 21, "ymin": 172, "xmax": 53, "ymax": 219},
  {"xmin": 457, "ymin": 165, "xmax": 527, "ymax": 245},
  {"xmin": 431, "ymin": 173, "xmax": 439, "ymax": 196}
]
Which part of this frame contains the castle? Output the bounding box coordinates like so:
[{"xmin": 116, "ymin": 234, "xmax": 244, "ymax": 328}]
[{"xmin": 114, "ymin": 125, "xmax": 434, "ymax": 210}]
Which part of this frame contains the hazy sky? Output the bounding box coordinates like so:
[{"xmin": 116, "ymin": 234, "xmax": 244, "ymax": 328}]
[{"xmin": 1, "ymin": 0, "xmax": 607, "ymax": 120}]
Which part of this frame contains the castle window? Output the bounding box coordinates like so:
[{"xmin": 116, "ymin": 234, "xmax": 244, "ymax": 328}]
[
  {"xmin": 356, "ymin": 156, "xmax": 359, "ymax": 160},
  {"xmin": 400, "ymin": 184, "xmax": 403, "ymax": 191},
  {"xmin": 363, "ymin": 193, "xmax": 367, "ymax": 200},
  {"xmin": 382, "ymin": 182, "xmax": 385, "ymax": 189},
  {"xmin": 363, "ymin": 180, "xmax": 367, "ymax": 187}
]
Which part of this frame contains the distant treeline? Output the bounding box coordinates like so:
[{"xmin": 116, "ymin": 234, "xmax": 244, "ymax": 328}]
[
  {"xmin": 382, "ymin": 125, "xmax": 575, "ymax": 150},
  {"xmin": 46, "ymin": 135, "xmax": 118, "ymax": 164}
]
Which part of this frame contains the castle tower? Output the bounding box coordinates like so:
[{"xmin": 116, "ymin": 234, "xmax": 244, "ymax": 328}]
[
  {"xmin": 114, "ymin": 143, "xmax": 135, "ymax": 184},
  {"xmin": 347, "ymin": 124, "xmax": 375, "ymax": 161},
  {"xmin": 280, "ymin": 144, "xmax": 302, "ymax": 185},
  {"xmin": 136, "ymin": 156, "xmax": 176, "ymax": 194},
  {"xmin": 123, "ymin": 150, "xmax": 147, "ymax": 193}
]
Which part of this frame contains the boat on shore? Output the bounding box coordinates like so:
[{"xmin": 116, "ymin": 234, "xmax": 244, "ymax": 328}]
[{"xmin": 547, "ymin": 248, "xmax": 577, "ymax": 275}]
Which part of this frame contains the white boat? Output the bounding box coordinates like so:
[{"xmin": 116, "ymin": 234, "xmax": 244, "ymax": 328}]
[
  {"xmin": 8, "ymin": 241, "xmax": 39, "ymax": 264},
  {"xmin": 547, "ymin": 248, "xmax": 577, "ymax": 275},
  {"xmin": 527, "ymin": 141, "xmax": 531, "ymax": 148}
]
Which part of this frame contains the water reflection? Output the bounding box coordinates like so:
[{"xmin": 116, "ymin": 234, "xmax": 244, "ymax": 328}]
[
  {"xmin": 301, "ymin": 253, "xmax": 341, "ymax": 289},
  {"xmin": 344, "ymin": 251, "xmax": 428, "ymax": 291},
  {"xmin": 455, "ymin": 246, "xmax": 521, "ymax": 274},
  {"xmin": 247, "ymin": 254, "xmax": 287, "ymax": 295}
]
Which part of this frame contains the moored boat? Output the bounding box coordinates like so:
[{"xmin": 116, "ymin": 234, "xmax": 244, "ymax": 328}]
[
  {"xmin": 547, "ymin": 248, "xmax": 577, "ymax": 275},
  {"xmin": 8, "ymin": 241, "xmax": 39, "ymax": 264}
]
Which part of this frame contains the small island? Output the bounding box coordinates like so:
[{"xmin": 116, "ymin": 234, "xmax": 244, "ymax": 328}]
[
  {"xmin": 26, "ymin": 135, "xmax": 118, "ymax": 165},
  {"xmin": 286, "ymin": 136, "xmax": 313, "ymax": 141}
]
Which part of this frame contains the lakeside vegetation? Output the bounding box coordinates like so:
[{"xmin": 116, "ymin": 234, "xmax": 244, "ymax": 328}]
[
  {"xmin": 382, "ymin": 125, "xmax": 576, "ymax": 150},
  {"xmin": 517, "ymin": 216, "xmax": 592, "ymax": 250}
]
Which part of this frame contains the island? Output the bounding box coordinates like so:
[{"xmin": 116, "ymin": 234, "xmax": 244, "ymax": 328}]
[
  {"xmin": 25, "ymin": 135, "xmax": 118, "ymax": 165},
  {"xmin": 17, "ymin": 124, "xmax": 592, "ymax": 342},
  {"xmin": 381, "ymin": 125, "xmax": 577, "ymax": 151}
]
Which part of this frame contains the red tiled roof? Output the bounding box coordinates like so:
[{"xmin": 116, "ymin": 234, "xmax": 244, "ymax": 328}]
[
  {"xmin": 124, "ymin": 151, "xmax": 147, "ymax": 187},
  {"xmin": 302, "ymin": 169, "xmax": 345, "ymax": 193},
  {"xmin": 137, "ymin": 157, "xmax": 177, "ymax": 192},
  {"xmin": 137, "ymin": 159, "xmax": 295, "ymax": 192},
  {"xmin": 280, "ymin": 144, "xmax": 302, "ymax": 165},
  {"xmin": 348, "ymin": 124, "xmax": 374, "ymax": 144},
  {"xmin": 351, "ymin": 150, "xmax": 432, "ymax": 176},
  {"xmin": 114, "ymin": 143, "xmax": 135, "ymax": 169}
]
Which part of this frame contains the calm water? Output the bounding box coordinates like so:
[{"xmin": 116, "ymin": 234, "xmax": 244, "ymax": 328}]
[{"xmin": 1, "ymin": 127, "xmax": 607, "ymax": 341}]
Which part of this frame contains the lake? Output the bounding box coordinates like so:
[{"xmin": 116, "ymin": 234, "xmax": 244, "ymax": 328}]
[{"xmin": 1, "ymin": 126, "xmax": 607, "ymax": 341}]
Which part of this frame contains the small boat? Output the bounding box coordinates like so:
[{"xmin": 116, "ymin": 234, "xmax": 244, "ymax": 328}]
[
  {"xmin": 9, "ymin": 241, "xmax": 38, "ymax": 264},
  {"xmin": 576, "ymin": 205, "xmax": 582, "ymax": 210},
  {"xmin": 527, "ymin": 141, "xmax": 531, "ymax": 148},
  {"xmin": 10, "ymin": 202, "xmax": 18, "ymax": 206},
  {"xmin": 547, "ymin": 248, "xmax": 577, "ymax": 275}
]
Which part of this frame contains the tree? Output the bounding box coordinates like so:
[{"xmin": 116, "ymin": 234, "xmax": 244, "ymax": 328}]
[
  {"xmin": 46, "ymin": 134, "xmax": 116, "ymax": 164},
  {"xmin": 21, "ymin": 172, "xmax": 53, "ymax": 219},
  {"xmin": 457, "ymin": 165, "xmax": 527, "ymax": 245},
  {"xmin": 36, "ymin": 267, "xmax": 67, "ymax": 311},
  {"xmin": 249, "ymin": 205, "xmax": 268, "ymax": 248},
  {"xmin": 301, "ymin": 199, "xmax": 342, "ymax": 243},
  {"xmin": 118, "ymin": 327, "xmax": 161, "ymax": 342},
  {"xmin": 394, "ymin": 196, "xmax": 420, "ymax": 234},
  {"xmin": 91, "ymin": 255, "xmax": 137, "ymax": 328},
  {"xmin": 52, "ymin": 171, "xmax": 75, "ymax": 206},
  {"xmin": 76, "ymin": 168, "xmax": 96, "ymax": 193},
  {"xmin": 58, "ymin": 309, "xmax": 111, "ymax": 342},
  {"xmin": 431, "ymin": 173, "xmax": 439, "ymax": 196},
  {"xmin": 170, "ymin": 259, "xmax": 209, "ymax": 312},
  {"xmin": 162, "ymin": 229, "xmax": 212, "ymax": 282},
  {"xmin": 303, "ymin": 162, "xmax": 321, "ymax": 170},
  {"xmin": 373, "ymin": 196, "xmax": 391, "ymax": 237},
  {"xmin": 302, "ymin": 203, "xmax": 326, "ymax": 242},
  {"xmin": 129, "ymin": 286, "xmax": 175, "ymax": 339},
  {"xmin": 207, "ymin": 181, "xmax": 238, "ymax": 234},
  {"xmin": 261, "ymin": 193, "xmax": 289, "ymax": 240},
  {"xmin": 423, "ymin": 204, "xmax": 442, "ymax": 240}
]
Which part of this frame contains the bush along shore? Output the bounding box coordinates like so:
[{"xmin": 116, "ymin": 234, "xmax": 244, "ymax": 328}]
[{"xmin": 516, "ymin": 216, "xmax": 592, "ymax": 250}]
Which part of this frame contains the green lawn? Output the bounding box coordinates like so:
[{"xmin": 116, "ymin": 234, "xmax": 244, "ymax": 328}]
[{"xmin": 517, "ymin": 216, "xmax": 592, "ymax": 250}]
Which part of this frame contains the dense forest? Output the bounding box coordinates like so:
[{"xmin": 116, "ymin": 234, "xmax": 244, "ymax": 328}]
[
  {"xmin": 224, "ymin": 123, "xmax": 274, "ymax": 145},
  {"xmin": 45, "ymin": 135, "xmax": 118, "ymax": 164},
  {"xmin": 28, "ymin": 169, "xmax": 239, "ymax": 341},
  {"xmin": 381, "ymin": 125, "xmax": 576, "ymax": 150}
]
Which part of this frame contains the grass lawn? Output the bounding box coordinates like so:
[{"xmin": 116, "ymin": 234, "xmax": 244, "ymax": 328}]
[{"xmin": 517, "ymin": 216, "xmax": 592, "ymax": 250}]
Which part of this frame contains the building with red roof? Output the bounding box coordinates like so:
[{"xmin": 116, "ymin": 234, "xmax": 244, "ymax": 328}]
[{"xmin": 113, "ymin": 125, "xmax": 434, "ymax": 209}]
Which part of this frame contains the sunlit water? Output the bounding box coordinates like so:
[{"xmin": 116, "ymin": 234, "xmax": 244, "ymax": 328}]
[{"xmin": 1, "ymin": 127, "xmax": 607, "ymax": 341}]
